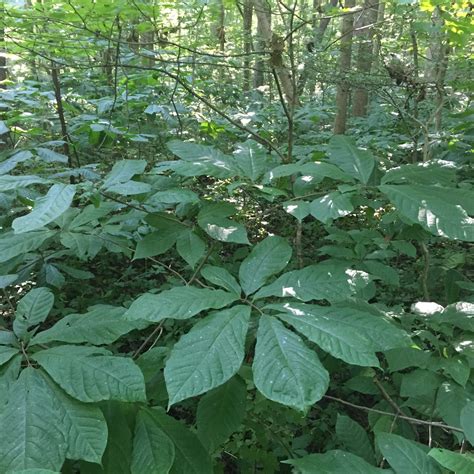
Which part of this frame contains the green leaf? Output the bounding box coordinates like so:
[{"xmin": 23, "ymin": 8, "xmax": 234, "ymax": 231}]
[
  {"xmin": 327, "ymin": 135, "xmax": 375, "ymax": 184},
  {"xmin": 125, "ymin": 287, "xmax": 238, "ymax": 323},
  {"xmin": 0, "ymin": 175, "xmax": 49, "ymax": 191},
  {"xmin": 377, "ymin": 432, "xmax": 441, "ymax": 473},
  {"xmin": 134, "ymin": 231, "xmax": 179, "ymax": 259},
  {"xmin": 253, "ymin": 315, "xmax": 329, "ymax": 410},
  {"xmin": 254, "ymin": 261, "xmax": 370, "ymax": 302},
  {"xmin": 165, "ymin": 305, "xmax": 250, "ymax": 406},
  {"xmin": 197, "ymin": 376, "xmax": 247, "ymax": 451},
  {"xmin": 239, "ymin": 236, "xmax": 292, "ymax": 295},
  {"xmin": 132, "ymin": 409, "xmax": 175, "ymax": 474},
  {"xmin": 0, "ymin": 230, "xmax": 54, "ymax": 263},
  {"xmin": 285, "ymin": 450, "xmax": 386, "ymax": 473},
  {"xmin": 0, "ymin": 151, "xmax": 33, "ymax": 175},
  {"xmin": 167, "ymin": 140, "xmax": 238, "ymax": 178},
  {"xmin": 363, "ymin": 261, "xmax": 399, "ymax": 286},
  {"xmin": 436, "ymin": 381, "xmax": 471, "ymax": 436},
  {"xmin": 310, "ymin": 191, "xmax": 355, "ymax": 223},
  {"xmin": 269, "ymin": 302, "xmax": 409, "ymax": 366},
  {"xmin": 382, "ymin": 161, "xmax": 457, "ymax": 186},
  {"xmin": 336, "ymin": 415, "xmax": 375, "ymax": 463},
  {"xmin": 176, "ymin": 231, "xmax": 206, "ymax": 268},
  {"xmin": 146, "ymin": 408, "xmax": 213, "ymax": 474},
  {"xmin": 233, "ymin": 141, "xmax": 271, "ymax": 181},
  {"xmin": 400, "ymin": 369, "xmax": 442, "ymax": 397},
  {"xmin": 198, "ymin": 204, "xmax": 249, "ymax": 244},
  {"xmin": 33, "ymin": 345, "xmax": 146, "ymax": 403},
  {"xmin": 102, "ymin": 159, "xmax": 147, "ymax": 188},
  {"xmin": 283, "ymin": 200, "xmax": 311, "ymax": 221},
  {"xmin": 380, "ymin": 184, "xmax": 474, "ymax": 241},
  {"xmin": 461, "ymin": 401, "xmax": 474, "ymax": 444},
  {"xmin": 106, "ymin": 180, "xmax": 151, "ymax": 195},
  {"xmin": 0, "ymin": 368, "xmax": 67, "ymax": 472},
  {"xmin": 59, "ymin": 232, "xmax": 103, "ymax": 260},
  {"xmin": 200, "ymin": 265, "xmax": 241, "ymax": 295},
  {"xmin": 31, "ymin": 305, "xmax": 142, "ymax": 346},
  {"xmin": 12, "ymin": 184, "xmax": 76, "ymax": 234},
  {"xmin": 13, "ymin": 288, "xmax": 54, "ymax": 339},
  {"xmin": 68, "ymin": 202, "xmax": 117, "ymax": 230},
  {"xmin": 0, "ymin": 120, "xmax": 9, "ymax": 135},
  {"xmin": 0, "ymin": 346, "xmax": 19, "ymax": 366},
  {"xmin": 35, "ymin": 147, "xmax": 68, "ymax": 163},
  {"xmin": 39, "ymin": 371, "xmax": 107, "ymax": 463},
  {"xmin": 428, "ymin": 448, "xmax": 474, "ymax": 474},
  {"xmin": 151, "ymin": 189, "xmax": 199, "ymax": 204},
  {"xmin": 0, "ymin": 273, "xmax": 17, "ymax": 289}
]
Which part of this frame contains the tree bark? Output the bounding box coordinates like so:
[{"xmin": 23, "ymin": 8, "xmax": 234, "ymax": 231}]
[
  {"xmin": 352, "ymin": 0, "xmax": 378, "ymax": 117},
  {"xmin": 333, "ymin": 0, "xmax": 356, "ymax": 134},
  {"xmin": 253, "ymin": 0, "xmax": 269, "ymax": 90},
  {"xmin": 0, "ymin": 0, "xmax": 7, "ymax": 87},
  {"xmin": 242, "ymin": 0, "xmax": 253, "ymax": 92}
]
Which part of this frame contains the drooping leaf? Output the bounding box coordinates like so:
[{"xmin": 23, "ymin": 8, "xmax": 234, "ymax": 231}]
[
  {"xmin": 131, "ymin": 409, "xmax": 175, "ymax": 474},
  {"xmin": 0, "ymin": 120, "xmax": 9, "ymax": 135},
  {"xmin": 150, "ymin": 189, "xmax": 199, "ymax": 204},
  {"xmin": 0, "ymin": 346, "xmax": 19, "ymax": 366},
  {"xmin": 253, "ymin": 315, "xmax": 329, "ymax": 410},
  {"xmin": 239, "ymin": 235, "xmax": 292, "ymax": 295},
  {"xmin": 106, "ymin": 180, "xmax": 151, "ymax": 195},
  {"xmin": 284, "ymin": 450, "xmax": 386, "ymax": 473},
  {"xmin": 310, "ymin": 191, "xmax": 355, "ymax": 223},
  {"xmin": 254, "ymin": 261, "xmax": 370, "ymax": 302},
  {"xmin": 134, "ymin": 231, "xmax": 179, "ymax": 260},
  {"xmin": 428, "ymin": 448, "xmax": 474, "ymax": 474},
  {"xmin": 0, "ymin": 230, "xmax": 54, "ymax": 263},
  {"xmin": 39, "ymin": 371, "xmax": 107, "ymax": 463},
  {"xmin": 68, "ymin": 202, "xmax": 118, "ymax": 230},
  {"xmin": 283, "ymin": 200, "xmax": 311, "ymax": 221},
  {"xmin": 377, "ymin": 432, "xmax": 441, "ymax": 474},
  {"xmin": 31, "ymin": 305, "xmax": 143, "ymax": 346},
  {"xmin": 197, "ymin": 376, "xmax": 247, "ymax": 451},
  {"xmin": 166, "ymin": 140, "xmax": 238, "ymax": 178},
  {"xmin": 124, "ymin": 287, "xmax": 237, "ymax": 323},
  {"xmin": 59, "ymin": 232, "xmax": 103, "ymax": 260},
  {"xmin": 198, "ymin": 204, "xmax": 249, "ymax": 244},
  {"xmin": 102, "ymin": 159, "xmax": 147, "ymax": 189},
  {"xmin": 13, "ymin": 287, "xmax": 54, "ymax": 339},
  {"xmin": 460, "ymin": 401, "xmax": 474, "ymax": 444},
  {"xmin": 0, "ymin": 150, "xmax": 33, "ymax": 175},
  {"xmin": 0, "ymin": 368, "xmax": 67, "ymax": 472},
  {"xmin": 380, "ymin": 184, "xmax": 474, "ymax": 241},
  {"xmin": 146, "ymin": 408, "xmax": 213, "ymax": 474},
  {"xmin": 0, "ymin": 174, "xmax": 49, "ymax": 191},
  {"xmin": 327, "ymin": 135, "xmax": 375, "ymax": 184},
  {"xmin": 336, "ymin": 414, "xmax": 375, "ymax": 463},
  {"xmin": 436, "ymin": 381, "xmax": 471, "ymax": 436},
  {"xmin": 268, "ymin": 302, "xmax": 409, "ymax": 366},
  {"xmin": 233, "ymin": 141, "xmax": 271, "ymax": 181},
  {"xmin": 12, "ymin": 184, "xmax": 76, "ymax": 234},
  {"xmin": 35, "ymin": 148, "xmax": 68, "ymax": 163},
  {"xmin": 33, "ymin": 345, "xmax": 146, "ymax": 403},
  {"xmin": 382, "ymin": 161, "xmax": 457, "ymax": 186},
  {"xmin": 165, "ymin": 306, "xmax": 250, "ymax": 406},
  {"xmin": 0, "ymin": 274, "xmax": 18, "ymax": 289},
  {"xmin": 200, "ymin": 265, "xmax": 241, "ymax": 295},
  {"xmin": 176, "ymin": 231, "xmax": 206, "ymax": 268}
]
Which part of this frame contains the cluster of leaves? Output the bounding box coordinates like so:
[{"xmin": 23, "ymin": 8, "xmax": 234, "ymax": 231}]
[{"xmin": 0, "ymin": 105, "xmax": 473, "ymax": 473}]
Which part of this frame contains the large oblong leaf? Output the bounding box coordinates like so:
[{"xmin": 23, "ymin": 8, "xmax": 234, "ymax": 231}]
[
  {"xmin": 380, "ymin": 184, "xmax": 474, "ymax": 241},
  {"xmin": 102, "ymin": 159, "xmax": 147, "ymax": 188},
  {"xmin": 327, "ymin": 135, "xmax": 375, "ymax": 184},
  {"xmin": 239, "ymin": 235, "xmax": 292, "ymax": 295},
  {"xmin": 336, "ymin": 414, "xmax": 375, "ymax": 463},
  {"xmin": 253, "ymin": 315, "xmax": 329, "ymax": 410},
  {"xmin": 428, "ymin": 448, "xmax": 474, "ymax": 474},
  {"xmin": 33, "ymin": 345, "xmax": 146, "ymax": 403},
  {"xmin": 165, "ymin": 305, "xmax": 250, "ymax": 406},
  {"xmin": 268, "ymin": 302, "xmax": 409, "ymax": 367},
  {"xmin": 124, "ymin": 287, "xmax": 238, "ymax": 323},
  {"xmin": 254, "ymin": 261, "xmax": 370, "ymax": 302},
  {"xmin": 13, "ymin": 287, "xmax": 54, "ymax": 339},
  {"xmin": 131, "ymin": 409, "xmax": 175, "ymax": 474},
  {"xmin": 197, "ymin": 376, "xmax": 247, "ymax": 451},
  {"xmin": 461, "ymin": 401, "xmax": 474, "ymax": 444},
  {"xmin": 146, "ymin": 408, "xmax": 213, "ymax": 474},
  {"xmin": 377, "ymin": 432, "xmax": 441, "ymax": 474},
  {"xmin": 0, "ymin": 368, "xmax": 67, "ymax": 472},
  {"xmin": 285, "ymin": 450, "xmax": 386, "ymax": 473},
  {"xmin": 39, "ymin": 371, "xmax": 107, "ymax": 463},
  {"xmin": 310, "ymin": 191, "xmax": 354, "ymax": 223},
  {"xmin": 31, "ymin": 305, "xmax": 143, "ymax": 346},
  {"xmin": 0, "ymin": 174, "xmax": 49, "ymax": 191},
  {"xmin": 12, "ymin": 184, "xmax": 76, "ymax": 234},
  {"xmin": 0, "ymin": 230, "xmax": 54, "ymax": 263}
]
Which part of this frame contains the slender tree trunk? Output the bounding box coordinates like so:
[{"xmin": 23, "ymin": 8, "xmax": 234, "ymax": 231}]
[
  {"xmin": 216, "ymin": 0, "xmax": 225, "ymax": 81},
  {"xmin": 371, "ymin": 0, "xmax": 385, "ymax": 73},
  {"xmin": 352, "ymin": 0, "xmax": 378, "ymax": 117},
  {"xmin": 0, "ymin": 0, "xmax": 6, "ymax": 88},
  {"xmin": 333, "ymin": 0, "xmax": 356, "ymax": 134},
  {"xmin": 141, "ymin": 30, "xmax": 155, "ymax": 67},
  {"xmin": 253, "ymin": 0, "xmax": 269, "ymax": 90},
  {"xmin": 242, "ymin": 0, "xmax": 253, "ymax": 92}
]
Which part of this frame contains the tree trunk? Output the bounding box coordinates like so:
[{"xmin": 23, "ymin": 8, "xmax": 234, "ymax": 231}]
[
  {"xmin": 352, "ymin": 0, "xmax": 378, "ymax": 117},
  {"xmin": 253, "ymin": 0, "xmax": 299, "ymax": 107},
  {"xmin": 253, "ymin": 0, "xmax": 269, "ymax": 90},
  {"xmin": 242, "ymin": 0, "xmax": 253, "ymax": 92},
  {"xmin": 0, "ymin": 0, "xmax": 6, "ymax": 88},
  {"xmin": 333, "ymin": 0, "xmax": 356, "ymax": 134}
]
